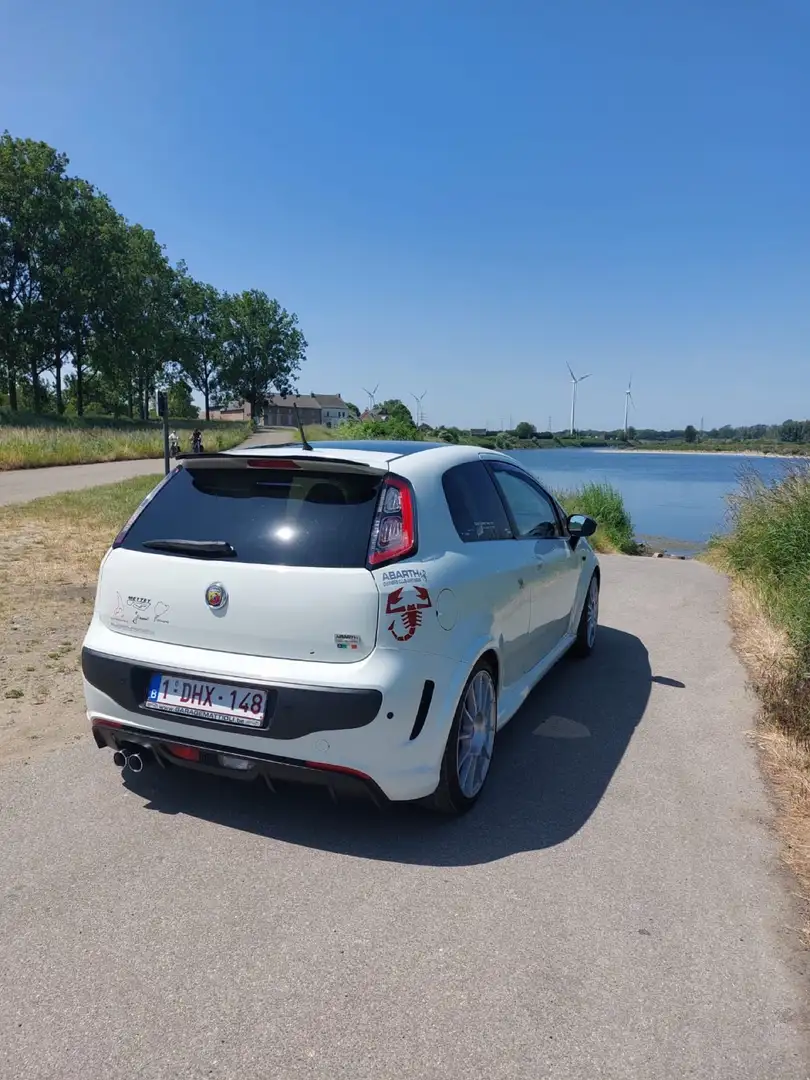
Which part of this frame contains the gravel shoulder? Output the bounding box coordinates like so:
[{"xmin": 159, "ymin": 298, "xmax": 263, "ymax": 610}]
[{"xmin": 0, "ymin": 556, "xmax": 807, "ymax": 1079}]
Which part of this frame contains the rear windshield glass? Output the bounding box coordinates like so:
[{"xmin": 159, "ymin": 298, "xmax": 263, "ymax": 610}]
[{"xmin": 121, "ymin": 465, "xmax": 383, "ymax": 568}]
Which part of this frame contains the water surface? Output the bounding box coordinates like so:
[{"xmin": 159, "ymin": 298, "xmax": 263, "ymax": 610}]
[{"xmin": 510, "ymin": 449, "xmax": 801, "ymax": 551}]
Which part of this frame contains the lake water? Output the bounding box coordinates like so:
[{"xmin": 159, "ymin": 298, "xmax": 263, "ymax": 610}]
[{"xmin": 510, "ymin": 449, "xmax": 802, "ymax": 552}]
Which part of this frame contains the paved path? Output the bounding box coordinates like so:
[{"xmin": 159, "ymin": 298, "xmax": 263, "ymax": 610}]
[
  {"xmin": 0, "ymin": 429, "xmax": 295, "ymax": 507},
  {"xmin": 1, "ymin": 558, "xmax": 807, "ymax": 1079}
]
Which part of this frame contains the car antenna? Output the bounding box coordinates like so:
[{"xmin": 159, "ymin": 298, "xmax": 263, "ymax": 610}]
[{"xmin": 293, "ymin": 402, "xmax": 313, "ymax": 451}]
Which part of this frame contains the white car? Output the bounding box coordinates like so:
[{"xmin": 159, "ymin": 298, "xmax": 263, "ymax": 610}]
[{"xmin": 82, "ymin": 440, "xmax": 600, "ymax": 815}]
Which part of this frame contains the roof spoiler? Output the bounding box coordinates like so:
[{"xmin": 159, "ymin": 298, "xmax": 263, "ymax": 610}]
[{"xmin": 177, "ymin": 451, "xmax": 380, "ymax": 474}]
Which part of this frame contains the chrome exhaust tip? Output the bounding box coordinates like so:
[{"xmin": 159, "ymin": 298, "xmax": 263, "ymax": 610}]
[
  {"xmin": 112, "ymin": 749, "xmax": 128, "ymax": 769},
  {"xmin": 127, "ymin": 752, "xmax": 144, "ymax": 774}
]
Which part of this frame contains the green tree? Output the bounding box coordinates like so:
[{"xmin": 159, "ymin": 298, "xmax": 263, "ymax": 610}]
[
  {"xmin": 345, "ymin": 400, "xmax": 360, "ymax": 418},
  {"xmin": 218, "ymin": 290, "xmax": 306, "ymax": 418},
  {"xmin": 165, "ymin": 378, "xmax": 199, "ymax": 419},
  {"xmin": 173, "ymin": 269, "xmax": 224, "ymax": 420},
  {"xmin": 494, "ymin": 431, "xmax": 517, "ymax": 450},
  {"xmin": 0, "ymin": 132, "xmax": 71, "ymax": 411},
  {"xmin": 94, "ymin": 223, "xmax": 176, "ymax": 419},
  {"xmin": 378, "ymin": 398, "xmax": 415, "ymax": 427},
  {"xmin": 514, "ymin": 421, "xmax": 536, "ymax": 440},
  {"xmin": 684, "ymin": 424, "xmax": 697, "ymax": 444}
]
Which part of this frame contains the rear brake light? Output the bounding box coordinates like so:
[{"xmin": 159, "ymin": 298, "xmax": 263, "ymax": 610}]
[
  {"xmin": 367, "ymin": 475, "xmax": 417, "ymax": 568},
  {"xmin": 112, "ymin": 467, "xmax": 180, "ymax": 548},
  {"xmin": 246, "ymin": 459, "xmax": 301, "ymax": 469}
]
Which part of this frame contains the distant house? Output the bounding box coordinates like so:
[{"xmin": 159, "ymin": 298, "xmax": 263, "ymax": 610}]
[
  {"xmin": 210, "ymin": 394, "xmax": 350, "ymax": 429},
  {"xmin": 208, "ymin": 401, "xmax": 252, "ymax": 422}
]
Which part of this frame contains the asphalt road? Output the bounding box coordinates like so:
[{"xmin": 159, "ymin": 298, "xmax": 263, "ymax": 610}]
[
  {"xmin": 1, "ymin": 557, "xmax": 807, "ymax": 1079},
  {"xmin": 0, "ymin": 429, "xmax": 294, "ymax": 506}
]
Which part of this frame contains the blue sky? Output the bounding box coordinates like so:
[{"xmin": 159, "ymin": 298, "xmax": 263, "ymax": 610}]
[{"xmin": 4, "ymin": 1, "xmax": 809, "ymax": 429}]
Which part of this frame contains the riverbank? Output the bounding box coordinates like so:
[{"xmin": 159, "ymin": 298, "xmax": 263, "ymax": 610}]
[
  {"xmin": 709, "ymin": 467, "xmax": 810, "ymax": 936},
  {"xmin": 593, "ymin": 446, "xmax": 807, "ymax": 460}
]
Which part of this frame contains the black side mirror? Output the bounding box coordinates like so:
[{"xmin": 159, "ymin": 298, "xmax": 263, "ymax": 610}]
[{"xmin": 567, "ymin": 514, "xmax": 597, "ymax": 539}]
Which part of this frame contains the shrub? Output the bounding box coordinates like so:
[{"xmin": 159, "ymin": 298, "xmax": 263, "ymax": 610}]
[{"xmin": 555, "ymin": 481, "xmax": 637, "ymax": 554}]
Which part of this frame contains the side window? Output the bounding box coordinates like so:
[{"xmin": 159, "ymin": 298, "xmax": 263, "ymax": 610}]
[
  {"xmin": 490, "ymin": 467, "xmax": 562, "ymax": 540},
  {"xmin": 442, "ymin": 461, "xmax": 513, "ymax": 543}
]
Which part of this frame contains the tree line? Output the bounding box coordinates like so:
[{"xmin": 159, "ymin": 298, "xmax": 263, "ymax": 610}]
[{"xmin": 0, "ymin": 133, "xmax": 306, "ymax": 420}]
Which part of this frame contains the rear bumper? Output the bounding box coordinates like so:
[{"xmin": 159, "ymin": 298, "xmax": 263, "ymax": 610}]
[
  {"xmin": 92, "ymin": 720, "xmax": 386, "ymax": 802},
  {"xmin": 81, "ymin": 629, "xmax": 471, "ymax": 802}
]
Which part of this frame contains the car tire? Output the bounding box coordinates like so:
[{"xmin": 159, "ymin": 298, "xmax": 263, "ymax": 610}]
[
  {"xmin": 571, "ymin": 573, "xmax": 599, "ymax": 659},
  {"xmin": 427, "ymin": 659, "xmax": 498, "ymax": 816}
]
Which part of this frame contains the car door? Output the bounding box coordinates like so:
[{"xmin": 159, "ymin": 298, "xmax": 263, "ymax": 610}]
[
  {"xmin": 488, "ymin": 462, "xmax": 581, "ymax": 665},
  {"xmin": 441, "ymin": 460, "xmax": 533, "ymax": 687}
]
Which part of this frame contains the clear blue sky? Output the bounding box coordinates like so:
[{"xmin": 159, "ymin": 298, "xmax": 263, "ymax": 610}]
[{"xmin": 4, "ymin": 1, "xmax": 809, "ymax": 430}]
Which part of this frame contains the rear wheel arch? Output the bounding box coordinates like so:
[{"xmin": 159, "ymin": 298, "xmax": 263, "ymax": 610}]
[{"xmin": 477, "ymin": 648, "xmax": 499, "ymax": 689}]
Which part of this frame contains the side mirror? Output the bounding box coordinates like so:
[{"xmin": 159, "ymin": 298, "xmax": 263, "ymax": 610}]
[{"xmin": 567, "ymin": 514, "xmax": 597, "ymax": 538}]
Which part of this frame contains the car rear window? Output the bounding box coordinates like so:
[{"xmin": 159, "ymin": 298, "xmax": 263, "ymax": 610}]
[{"xmin": 121, "ymin": 465, "xmax": 383, "ymax": 568}]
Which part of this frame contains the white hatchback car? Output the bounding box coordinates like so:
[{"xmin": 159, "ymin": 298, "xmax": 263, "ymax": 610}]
[{"xmin": 83, "ymin": 440, "xmax": 600, "ymax": 814}]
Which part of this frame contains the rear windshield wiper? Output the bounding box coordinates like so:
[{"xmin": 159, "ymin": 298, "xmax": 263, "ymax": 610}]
[{"xmin": 141, "ymin": 539, "xmax": 237, "ymax": 558}]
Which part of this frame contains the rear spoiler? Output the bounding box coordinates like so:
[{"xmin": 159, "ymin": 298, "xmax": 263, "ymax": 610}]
[{"xmin": 176, "ymin": 451, "xmax": 382, "ymax": 475}]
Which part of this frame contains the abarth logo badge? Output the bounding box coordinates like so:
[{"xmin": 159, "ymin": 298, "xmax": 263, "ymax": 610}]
[{"xmin": 205, "ymin": 583, "xmax": 228, "ymax": 610}]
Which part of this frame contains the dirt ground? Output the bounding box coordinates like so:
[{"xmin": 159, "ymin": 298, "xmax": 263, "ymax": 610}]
[{"xmin": 0, "ymin": 515, "xmax": 107, "ymax": 764}]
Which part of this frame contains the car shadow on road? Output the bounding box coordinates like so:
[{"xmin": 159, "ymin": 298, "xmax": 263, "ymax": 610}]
[{"xmin": 125, "ymin": 626, "xmax": 655, "ymax": 867}]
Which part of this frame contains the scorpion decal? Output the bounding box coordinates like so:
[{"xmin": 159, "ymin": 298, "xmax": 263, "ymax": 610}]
[{"xmin": 385, "ymin": 585, "xmax": 433, "ymax": 642}]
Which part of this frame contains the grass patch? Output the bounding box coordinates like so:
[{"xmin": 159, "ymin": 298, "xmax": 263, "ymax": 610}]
[
  {"xmin": 555, "ymin": 481, "xmax": 637, "ymax": 554},
  {"xmin": 709, "ymin": 464, "xmax": 810, "ymax": 936},
  {"xmin": 8, "ymin": 474, "xmax": 160, "ymax": 543},
  {"xmin": 0, "ymin": 423, "xmax": 251, "ymax": 470},
  {"xmin": 709, "ymin": 464, "xmax": 810, "ymax": 742}
]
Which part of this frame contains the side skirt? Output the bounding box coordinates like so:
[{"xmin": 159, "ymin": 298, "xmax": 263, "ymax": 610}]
[{"xmin": 496, "ymin": 632, "xmax": 576, "ymax": 730}]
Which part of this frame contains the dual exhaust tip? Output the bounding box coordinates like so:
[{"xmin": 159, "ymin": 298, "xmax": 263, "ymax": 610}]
[{"xmin": 112, "ymin": 749, "xmax": 146, "ymax": 773}]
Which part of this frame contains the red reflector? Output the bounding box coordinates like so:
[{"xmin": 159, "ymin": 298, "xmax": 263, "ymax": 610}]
[
  {"xmin": 169, "ymin": 744, "xmax": 201, "ymax": 761},
  {"xmin": 305, "ymin": 761, "xmax": 371, "ymax": 781},
  {"xmin": 246, "ymin": 458, "xmax": 300, "ymax": 469},
  {"xmin": 92, "ymin": 717, "xmax": 123, "ymax": 728}
]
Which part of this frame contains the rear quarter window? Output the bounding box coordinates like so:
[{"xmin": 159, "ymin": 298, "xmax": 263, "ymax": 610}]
[
  {"xmin": 121, "ymin": 465, "xmax": 383, "ymax": 568},
  {"xmin": 442, "ymin": 461, "xmax": 513, "ymax": 542}
]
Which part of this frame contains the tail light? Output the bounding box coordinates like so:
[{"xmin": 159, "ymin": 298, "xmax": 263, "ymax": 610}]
[
  {"xmin": 367, "ymin": 475, "xmax": 417, "ymax": 569},
  {"xmin": 112, "ymin": 467, "xmax": 180, "ymax": 548}
]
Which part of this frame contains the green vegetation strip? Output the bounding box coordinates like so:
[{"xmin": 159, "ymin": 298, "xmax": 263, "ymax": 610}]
[
  {"xmin": 710, "ymin": 464, "xmax": 810, "ymax": 741},
  {"xmin": 0, "ymin": 423, "xmax": 251, "ymax": 471},
  {"xmin": 555, "ymin": 482, "xmax": 637, "ymax": 555}
]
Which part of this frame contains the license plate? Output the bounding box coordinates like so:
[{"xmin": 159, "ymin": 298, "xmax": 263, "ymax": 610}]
[{"xmin": 146, "ymin": 674, "xmax": 268, "ymax": 728}]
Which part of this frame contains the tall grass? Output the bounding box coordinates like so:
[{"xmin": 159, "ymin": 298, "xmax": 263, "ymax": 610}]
[
  {"xmin": 0, "ymin": 423, "xmax": 251, "ymax": 470},
  {"xmin": 711, "ymin": 464, "xmax": 810, "ymax": 742},
  {"xmin": 555, "ymin": 481, "xmax": 637, "ymax": 554}
]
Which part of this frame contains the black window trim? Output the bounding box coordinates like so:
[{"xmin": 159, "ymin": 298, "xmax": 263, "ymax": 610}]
[{"xmin": 485, "ymin": 461, "xmax": 569, "ymax": 541}]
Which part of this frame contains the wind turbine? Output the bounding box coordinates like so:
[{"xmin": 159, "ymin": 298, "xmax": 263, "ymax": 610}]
[
  {"xmin": 566, "ymin": 363, "xmax": 591, "ymax": 436},
  {"xmin": 362, "ymin": 383, "xmax": 379, "ymax": 412},
  {"xmin": 410, "ymin": 390, "xmax": 427, "ymax": 427},
  {"xmin": 623, "ymin": 377, "xmax": 635, "ymax": 438}
]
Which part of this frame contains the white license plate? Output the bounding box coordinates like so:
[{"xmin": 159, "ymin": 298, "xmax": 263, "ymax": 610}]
[{"xmin": 146, "ymin": 674, "xmax": 268, "ymax": 728}]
